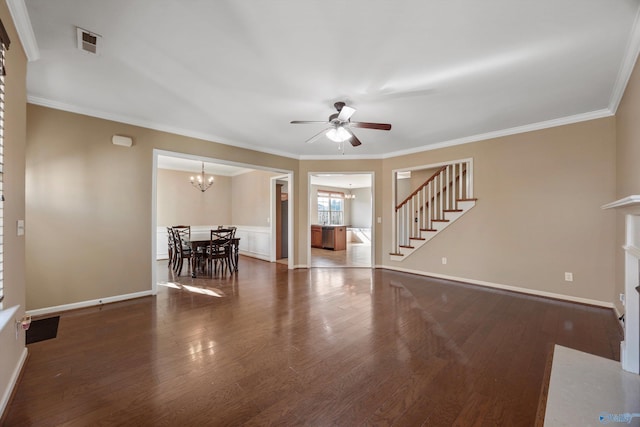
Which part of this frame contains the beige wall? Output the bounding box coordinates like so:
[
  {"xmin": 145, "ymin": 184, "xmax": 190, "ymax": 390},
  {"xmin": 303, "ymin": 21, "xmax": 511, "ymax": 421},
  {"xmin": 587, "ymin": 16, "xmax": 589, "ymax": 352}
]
[
  {"xmin": 26, "ymin": 104, "xmax": 297, "ymax": 311},
  {"xmin": 614, "ymin": 55, "xmax": 640, "ymax": 313},
  {"xmin": 231, "ymin": 170, "xmax": 280, "ymax": 227},
  {"xmin": 25, "ymin": 106, "xmax": 620, "ymax": 310},
  {"xmin": 384, "ymin": 118, "xmax": 617, "ymax": 303},
  {"xmin": 0, "ymin": 4, "xmax": 27, "ymax": 417},
  {"xmin": 157, "ymin": 169, "xmax": 232, "ymax": 227},
  {"xmin": 24, "ymin": 70, "xmax": 633, "ymax": 315}
]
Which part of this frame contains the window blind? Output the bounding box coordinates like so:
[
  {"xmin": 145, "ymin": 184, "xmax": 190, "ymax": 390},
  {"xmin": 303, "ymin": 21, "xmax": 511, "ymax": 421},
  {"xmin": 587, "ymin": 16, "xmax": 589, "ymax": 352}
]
[{"xmin": 0, "ymin": 19, "xmax": 10, "ymax": 308}]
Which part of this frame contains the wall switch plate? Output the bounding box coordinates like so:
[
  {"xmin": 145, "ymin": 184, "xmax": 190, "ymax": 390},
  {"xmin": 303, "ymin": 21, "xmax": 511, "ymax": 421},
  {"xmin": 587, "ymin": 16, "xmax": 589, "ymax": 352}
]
[
  {"xmin": 564, "ymin": 272, "xmax": 573, "ymax": 282},
  {"xmin": 377, "ymin": 217, "xmax": 382, "ymax": 223},
  {"xmin": 442, "ymin": 257, "xmax": 447, "ymax": 265}
]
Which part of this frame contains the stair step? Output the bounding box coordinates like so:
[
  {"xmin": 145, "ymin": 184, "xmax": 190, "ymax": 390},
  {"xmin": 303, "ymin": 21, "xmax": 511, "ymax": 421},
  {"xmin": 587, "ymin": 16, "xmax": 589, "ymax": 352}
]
[
  {"xmin": 389, "ymin": 252, "xmax": 404, "ymax": 256},
  {"xmin": 444, "ymin": 209, "xmax": 463, "ymax": 212},
  {"xmin": 409, "ymin": 237, "xmax": 426, "ymax": 241},
  {"xmin": 420, "ymin": 228, "xmax": 437, "ymax": 232},
  {"xmin": 457, "ymin": 198, "xmax": 478, "ymax": 202},
  {"xmin": 432, "ymin": 219, "xmax": 450, "ymax": 223},
  {"xmin": 399, "ymin": 245, "xmax": 415, "ymax": 249}
]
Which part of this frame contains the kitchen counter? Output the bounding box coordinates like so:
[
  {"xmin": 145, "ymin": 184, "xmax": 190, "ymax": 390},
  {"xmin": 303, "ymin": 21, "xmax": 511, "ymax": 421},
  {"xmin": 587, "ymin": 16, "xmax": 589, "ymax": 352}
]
[{"xmin": 311, "ymin": 225, "xmax": 346, "ymax": 250}]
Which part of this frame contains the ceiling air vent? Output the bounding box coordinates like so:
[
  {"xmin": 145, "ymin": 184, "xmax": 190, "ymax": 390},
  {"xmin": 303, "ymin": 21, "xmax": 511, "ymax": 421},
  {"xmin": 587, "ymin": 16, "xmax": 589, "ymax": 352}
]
[{"xmin": 76, "ymin": 27, "xmax": 101, "ymax": 55}]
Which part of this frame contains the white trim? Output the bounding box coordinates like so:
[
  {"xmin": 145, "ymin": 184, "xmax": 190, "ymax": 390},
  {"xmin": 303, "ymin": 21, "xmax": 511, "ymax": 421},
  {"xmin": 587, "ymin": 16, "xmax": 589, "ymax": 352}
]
[
  {"xmin": 377, "ymin": 109, "xmax": 613, "ymax": 160},
  {"xmin": 307, "ymin": 171, "xmax": 375, "ymax": 268},
  {"xmin": 0, "ymin": 347, "xmax": 27, "ymax": 418},
  {"xmin": 28, "ymin": 97, "xmax": 301, "ymax": 160},
  {"xmin": 5, "ymin": 0, "xmax": 39, "ymax": 61},
  {"xmin": 29, "ymin": 98, "xmax": 615, "ymax": 162},
  {"xmin": 26, "ymin": 290, "xmax": 153, "ymax": 317},
  {"xmin": 624, "ymin": 244, "xmax": 640, "ymax": 260},
  {"xmin": 609, "ymin": 5, "xmax": 640, "ymax": 113},
  {"xmin": 296, "ymin": 109, "xmax": 614, "ymax": 160},
  {"xmin": 0, "ymin": 304, "xmax": 18, "ymax": 334},
  {"xmin": 601, "ymin": 195, "xmax": 640, "ymax": 210},
  {"xmin": 377, "ymin": 265, "xmax": 614, "ymax": 309}
]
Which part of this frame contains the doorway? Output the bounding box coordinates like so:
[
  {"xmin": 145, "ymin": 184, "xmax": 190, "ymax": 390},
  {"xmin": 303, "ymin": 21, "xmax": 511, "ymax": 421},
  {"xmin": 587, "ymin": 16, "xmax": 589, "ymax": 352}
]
[
  {"xmin": 308, "ymin": 172, "xmax": 374, "ymax": 268},
  {"xmin": 151, "ymin": 149, "xmax": 294, "ymax": 292},
  {"xmin": 274, "ymin": 177, "xmax": 289, "ymax": 264}
]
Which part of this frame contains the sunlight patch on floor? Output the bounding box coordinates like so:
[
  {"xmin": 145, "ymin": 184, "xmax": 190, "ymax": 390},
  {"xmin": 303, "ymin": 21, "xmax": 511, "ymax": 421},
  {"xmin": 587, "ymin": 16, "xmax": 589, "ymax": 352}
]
[{"xmin": 158, "ymin": 281, "xmax": 225, "ymax": 298}]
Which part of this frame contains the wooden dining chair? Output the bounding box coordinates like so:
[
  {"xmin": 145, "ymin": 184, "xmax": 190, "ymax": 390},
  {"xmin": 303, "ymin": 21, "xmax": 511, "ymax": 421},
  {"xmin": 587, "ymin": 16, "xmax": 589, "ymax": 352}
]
[
  {"xmin": 166, "ymin": 227, "xmax": 175, "ymax": 267},
  {"xmin": 206, "ymin": 229, "xmax": 234, "ymax": 276},
  {"xmin": 172, "ymin": 225, "xmax": 192, "ymax": 276}
]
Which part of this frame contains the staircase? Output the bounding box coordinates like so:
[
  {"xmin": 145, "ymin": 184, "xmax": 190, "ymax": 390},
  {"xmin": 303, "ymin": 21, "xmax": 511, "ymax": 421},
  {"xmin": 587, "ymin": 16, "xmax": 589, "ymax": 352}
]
[{"xmin": 390, "ymin": 159, "xmax": 476, "ymax": 261}]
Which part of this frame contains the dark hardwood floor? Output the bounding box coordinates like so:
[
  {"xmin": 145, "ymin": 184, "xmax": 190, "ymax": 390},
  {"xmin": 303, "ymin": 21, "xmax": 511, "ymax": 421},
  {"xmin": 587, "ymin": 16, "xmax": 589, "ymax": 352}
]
[{"xmin": 3, "ymin": 257, "xmax": 622, "ymax": 426}]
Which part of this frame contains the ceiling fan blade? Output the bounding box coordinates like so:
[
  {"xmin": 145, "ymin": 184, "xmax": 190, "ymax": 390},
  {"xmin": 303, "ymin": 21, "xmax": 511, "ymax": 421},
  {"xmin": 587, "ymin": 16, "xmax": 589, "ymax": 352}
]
[
  {"xmin": 291, "ymin": 120, "xmax": 330, "ymax": 125},
  {"xmin": 350, "ymin": 121, "xmax": 392, "ymax": 131},
  {"xmin": 305, "ymin": 128, "xmax": 331, "ymax": 144},
  {"xmin": 345, "ymin": 129, "xmax": 362, "ymax": 147},
  {"xmin": 337, "ymin": 106, "xmax": 356, "ymax": 121}
]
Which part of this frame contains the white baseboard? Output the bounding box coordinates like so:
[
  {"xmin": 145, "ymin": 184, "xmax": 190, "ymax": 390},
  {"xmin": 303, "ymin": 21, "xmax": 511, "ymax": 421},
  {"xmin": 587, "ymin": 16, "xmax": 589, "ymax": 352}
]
[
  {"xmin": 26, "ymin": 290, "xmax": 154, "ymax": 317},
  {"xmin": 0, "ymin": 347, "xmax": 27, "ymax": 419},
  {"xmin": 238, "ymin": 250, "xmax": 270, "ymax": 262},
  {"xmin": 376, "ymin": 265, "xmax": 614, "ymax": 309}
]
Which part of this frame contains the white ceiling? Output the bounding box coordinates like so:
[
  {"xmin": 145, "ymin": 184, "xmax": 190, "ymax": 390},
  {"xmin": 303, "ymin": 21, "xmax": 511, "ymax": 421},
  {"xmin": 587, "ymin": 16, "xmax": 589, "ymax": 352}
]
[{"xmin": 20, "ymin": 0, "xmax": 640, "ymax": 159}]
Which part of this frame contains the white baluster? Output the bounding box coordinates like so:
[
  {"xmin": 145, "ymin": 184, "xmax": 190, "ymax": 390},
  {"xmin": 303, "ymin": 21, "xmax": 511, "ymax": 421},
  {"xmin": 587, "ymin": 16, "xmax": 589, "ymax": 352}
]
[
  {"xmin": 446, "ymin": 165, "xmax": 450, "ymax": 210},
  {"xmin": 428, "ymin": 181, "xmax": 432, "ymax": 229},
  {"xmin": 422, "ymin": 186, "xmax": 426, "ymax": 231}
]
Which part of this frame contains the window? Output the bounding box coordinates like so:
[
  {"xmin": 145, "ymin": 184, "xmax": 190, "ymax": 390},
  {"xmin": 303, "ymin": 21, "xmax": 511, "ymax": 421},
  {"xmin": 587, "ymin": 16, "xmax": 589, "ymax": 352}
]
[
  {"xmin": 317, "ymin": 191, "xmax": 344, "ymax": 225},
  {"xmin": 0, "ymin": 20, "xmax": 9, "ymax": 309}
]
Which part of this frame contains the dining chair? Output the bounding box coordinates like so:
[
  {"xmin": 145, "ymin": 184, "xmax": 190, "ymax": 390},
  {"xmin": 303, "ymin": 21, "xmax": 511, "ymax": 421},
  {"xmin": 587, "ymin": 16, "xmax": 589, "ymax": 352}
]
[
  {"xmin": 172, "ymin": 225, "xmax": 192, "ymax": 276},
  {"xmin": 166, "ymin": 227, "xmax": 175, "ymax": 267},
  {"xmin": 206, "ymin": 229, "xmax": 234, "ymax": 276}
]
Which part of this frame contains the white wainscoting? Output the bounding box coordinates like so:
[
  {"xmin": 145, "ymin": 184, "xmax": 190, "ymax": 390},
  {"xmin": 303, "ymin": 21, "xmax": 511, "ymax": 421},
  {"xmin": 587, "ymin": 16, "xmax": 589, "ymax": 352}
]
[{"xmin": 157, "ymin": 225, "xmax": 271, "ymax": 262}]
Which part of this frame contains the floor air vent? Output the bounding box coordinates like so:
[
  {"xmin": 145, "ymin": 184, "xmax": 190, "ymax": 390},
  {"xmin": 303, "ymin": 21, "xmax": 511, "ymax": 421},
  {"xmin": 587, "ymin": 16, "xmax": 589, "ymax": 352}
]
[{"xmin": 76, "ymin": 27, "xmax": 101, "ymax": 55}]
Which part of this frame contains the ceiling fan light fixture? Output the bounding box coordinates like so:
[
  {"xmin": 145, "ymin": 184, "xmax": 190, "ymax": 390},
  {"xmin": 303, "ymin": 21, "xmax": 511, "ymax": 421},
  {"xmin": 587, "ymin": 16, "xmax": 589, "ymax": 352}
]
[{"xmin": 326, "ymin": 126, "xmax": 351, "ymax": 142}]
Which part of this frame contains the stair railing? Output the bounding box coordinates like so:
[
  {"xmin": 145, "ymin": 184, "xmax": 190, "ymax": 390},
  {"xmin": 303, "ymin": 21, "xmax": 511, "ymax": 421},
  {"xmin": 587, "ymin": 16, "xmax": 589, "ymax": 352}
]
[{"xmin": 392, "ymin": 159, "xmax": 473, "ymax": 254}]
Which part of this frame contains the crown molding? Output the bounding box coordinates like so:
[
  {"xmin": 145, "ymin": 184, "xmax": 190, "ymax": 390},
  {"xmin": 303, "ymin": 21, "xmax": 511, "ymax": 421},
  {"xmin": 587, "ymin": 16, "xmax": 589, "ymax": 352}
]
[
  {"xmin": 5, "ymin": 0, "xmax": 39, "ymax": 61},
  {"xmin": 380, "ymin": 108, "xmax": 614, "ymax": 159},
  {"xmin": 609, "ymin": 5, "xmax": 640, "ymax": 113},
  {"xmin": 29, "ymin": 96, "xmax": 614, "ymax": 162},
  {"xmin": 27, "ymin": 96, "xmax": 302, "ymax": 160}
]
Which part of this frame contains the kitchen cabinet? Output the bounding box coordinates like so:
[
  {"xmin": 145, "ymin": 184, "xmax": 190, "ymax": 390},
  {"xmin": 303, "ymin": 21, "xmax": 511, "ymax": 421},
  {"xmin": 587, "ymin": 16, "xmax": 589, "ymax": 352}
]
[
  {"xmin": 311, "ymin": 225, "xmax": 323, "ymax": 248},
  {"xmin": 311, "ymin": 225, "xmax": 346, "ymax": 251}
]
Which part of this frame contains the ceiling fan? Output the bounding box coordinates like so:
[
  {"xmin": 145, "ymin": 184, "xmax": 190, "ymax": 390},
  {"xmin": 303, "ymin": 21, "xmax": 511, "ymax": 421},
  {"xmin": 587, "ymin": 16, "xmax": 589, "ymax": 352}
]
[{"xmin": 290, "ymin": 101, "xmax": 392, "ymax": 147}]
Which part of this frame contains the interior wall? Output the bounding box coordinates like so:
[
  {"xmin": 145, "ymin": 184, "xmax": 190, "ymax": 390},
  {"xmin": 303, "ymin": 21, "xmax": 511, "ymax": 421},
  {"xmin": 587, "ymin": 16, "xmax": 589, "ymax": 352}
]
[
  {"xmin": 382, "ymin": 117, "xmax": 617, "ymax": 304},
  {"xmin": 25, "ymin": 104, "xmax": 297, "ymax": 311},
  {"xmin": 157, "ymin": 169, "xmax": 232, "ymax": 226},
  {"xmin": 0, "ymin": 4, "xmax": 27, "ymax": 417},
  {"xmin": 349, "ymin": 187, "xmax": 372, "ymax": 228},
  {"xmin": 615, "ymin": 54, "xmax": 640, "ymax": 314},
  {"xmin": 231, "ymin": 170, "xmax": 280, "ymax": 227}
]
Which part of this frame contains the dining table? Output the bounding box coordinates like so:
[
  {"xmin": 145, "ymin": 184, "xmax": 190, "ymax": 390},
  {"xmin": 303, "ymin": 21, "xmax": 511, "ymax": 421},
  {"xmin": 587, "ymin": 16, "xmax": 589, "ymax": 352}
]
[{"xmin": 187, "ymin": 229, "xmax": 240, "ymax": 278}]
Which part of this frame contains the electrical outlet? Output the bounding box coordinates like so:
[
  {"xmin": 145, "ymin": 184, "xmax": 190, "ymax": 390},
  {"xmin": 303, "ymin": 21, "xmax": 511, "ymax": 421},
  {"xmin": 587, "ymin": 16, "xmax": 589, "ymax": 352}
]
[
  {"xmin": 442, "ymin": 257, "xmax": 447, "ymax": 265},
  {"xmin": 564, "ymin": 272, "xmax": 573, "ymax": 282},
  {"xmin": 620, "ymin": 293, "xmax": 625, "ymax": 304}
]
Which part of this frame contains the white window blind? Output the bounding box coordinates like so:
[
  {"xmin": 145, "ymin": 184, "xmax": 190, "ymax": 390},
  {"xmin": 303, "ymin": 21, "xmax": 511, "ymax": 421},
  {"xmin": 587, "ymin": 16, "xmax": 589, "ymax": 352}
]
[
  {"xmin": 317, "ymin": 191, "xmax": 345, "ymax": 225},
  {"xmin": 0, "ymin": 20, "xmax": 10, "ymax": 309}
]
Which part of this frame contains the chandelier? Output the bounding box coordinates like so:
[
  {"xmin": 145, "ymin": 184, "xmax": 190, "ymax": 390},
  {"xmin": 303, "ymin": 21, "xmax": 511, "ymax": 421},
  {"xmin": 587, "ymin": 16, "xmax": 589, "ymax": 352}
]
[
  {"xmin": 344, "ymin": 184, "xmax": 356, "ymax": 199},
  {"xmin": 190, "ymin": 162, "xmax": 214, "ymax": 192}
]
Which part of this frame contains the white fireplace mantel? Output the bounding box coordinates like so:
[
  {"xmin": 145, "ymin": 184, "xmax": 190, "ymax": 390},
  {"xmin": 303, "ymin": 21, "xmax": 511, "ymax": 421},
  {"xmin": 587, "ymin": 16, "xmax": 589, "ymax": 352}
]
[{"xmin": 602, "ymin": 195, "xmax": 640, "ymax": 374}]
